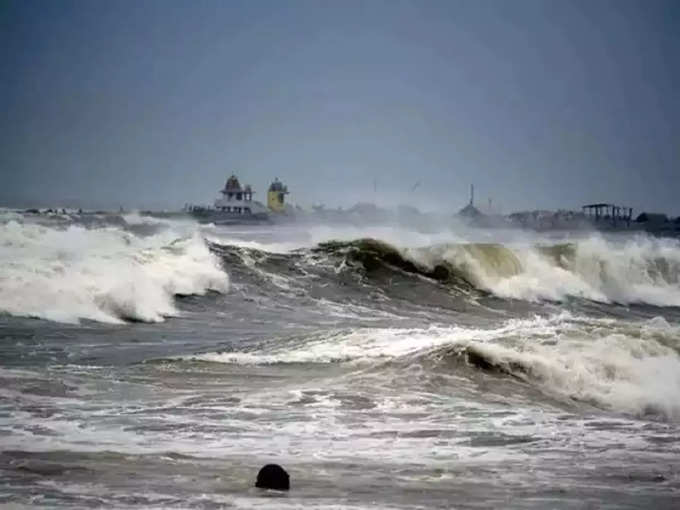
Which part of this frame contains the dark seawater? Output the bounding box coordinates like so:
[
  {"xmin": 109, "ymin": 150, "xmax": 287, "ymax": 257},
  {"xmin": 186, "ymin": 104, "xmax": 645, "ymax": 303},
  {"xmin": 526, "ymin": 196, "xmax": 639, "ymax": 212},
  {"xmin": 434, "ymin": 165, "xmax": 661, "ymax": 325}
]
[{"xmin": 1, "ymin": 210, "xmax": 679, "ymax": 509}]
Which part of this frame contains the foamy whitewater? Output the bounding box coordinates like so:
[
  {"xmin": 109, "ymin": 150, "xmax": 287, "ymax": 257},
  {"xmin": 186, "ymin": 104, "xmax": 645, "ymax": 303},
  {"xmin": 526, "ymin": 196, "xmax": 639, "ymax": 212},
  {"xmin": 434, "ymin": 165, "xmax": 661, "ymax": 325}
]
[
  {"xmin": 1, "ymin": 211, "xmax": 679, "ymax": 508},
  {"xmin": 0, "ymin": 217, "xmax": 228, "ymax": 323}
]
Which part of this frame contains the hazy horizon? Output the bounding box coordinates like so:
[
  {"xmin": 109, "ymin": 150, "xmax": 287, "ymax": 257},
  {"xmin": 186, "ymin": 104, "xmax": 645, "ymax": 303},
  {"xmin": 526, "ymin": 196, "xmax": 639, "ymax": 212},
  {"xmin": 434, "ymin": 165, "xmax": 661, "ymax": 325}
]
[{"xmin": 2, "ymin": 0, "xmax": 678, "ymax": 215}]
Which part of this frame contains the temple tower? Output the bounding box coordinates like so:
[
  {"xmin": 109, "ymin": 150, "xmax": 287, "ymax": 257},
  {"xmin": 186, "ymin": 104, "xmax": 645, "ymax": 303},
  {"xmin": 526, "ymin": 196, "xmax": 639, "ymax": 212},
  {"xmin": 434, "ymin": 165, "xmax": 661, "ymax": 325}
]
[{"xmin": 267, "ymin": 178, "xmax": 289, "ymax": 213}]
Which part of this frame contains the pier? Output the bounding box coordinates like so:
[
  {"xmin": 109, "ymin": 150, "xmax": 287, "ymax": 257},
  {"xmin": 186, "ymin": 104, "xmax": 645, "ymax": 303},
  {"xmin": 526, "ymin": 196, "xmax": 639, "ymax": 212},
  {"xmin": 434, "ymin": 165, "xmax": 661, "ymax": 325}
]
[{"xmin": 582, "ymin": 203, "xmax": 633, "ymax": 227}]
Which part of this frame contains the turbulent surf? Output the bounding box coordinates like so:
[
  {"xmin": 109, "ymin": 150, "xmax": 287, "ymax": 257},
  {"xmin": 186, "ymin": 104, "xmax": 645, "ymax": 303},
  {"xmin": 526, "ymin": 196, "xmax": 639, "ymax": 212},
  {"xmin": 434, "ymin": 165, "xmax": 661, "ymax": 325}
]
[{"xmin": 1, "ymin": 211, "xmax": 679, "ymax": 508}]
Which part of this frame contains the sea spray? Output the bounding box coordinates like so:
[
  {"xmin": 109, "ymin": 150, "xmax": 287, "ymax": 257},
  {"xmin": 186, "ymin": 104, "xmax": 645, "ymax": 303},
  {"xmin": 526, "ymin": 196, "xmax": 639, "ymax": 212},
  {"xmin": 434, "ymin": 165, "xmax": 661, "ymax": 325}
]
[
  {"xmin": 207, "ymin": 225, "xmax": 680, "ymax": 306},
  {"xmin": 0, "ymin": 220, "xmax": 228, "ymax": 323},
  {"xmin": 188, "ymin": 313, "xmax": 680, "ymax": 420},
  {"xmin": 403, "ymin": 235, "xmax": 680, "ymax": 305}
]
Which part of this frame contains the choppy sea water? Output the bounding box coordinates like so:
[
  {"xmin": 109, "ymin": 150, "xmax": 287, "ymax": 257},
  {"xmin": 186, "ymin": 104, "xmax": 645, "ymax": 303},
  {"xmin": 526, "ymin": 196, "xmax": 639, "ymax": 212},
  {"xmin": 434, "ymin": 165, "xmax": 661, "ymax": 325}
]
[{"xmin": 1, "ymin": 210, "xmax": 679, "ymax": 509}]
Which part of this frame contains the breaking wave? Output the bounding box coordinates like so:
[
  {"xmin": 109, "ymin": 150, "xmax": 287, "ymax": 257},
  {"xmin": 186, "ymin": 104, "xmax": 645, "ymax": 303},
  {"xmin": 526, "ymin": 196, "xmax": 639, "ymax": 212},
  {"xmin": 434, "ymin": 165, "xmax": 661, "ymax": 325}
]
[
  {"xmin": 314, "ymin": 235, "xmax": 680, "ymax": 306},
  {"xmin": 0, "ymin": 220, "xmax": 228, "ymax": 324},
  {"xmin": 4, "ymin": 213, "xmax": 680, "ymax": 325},
  {"xmin": 187, "ymin": 314, "xmax": 680, "ymax": 421}
]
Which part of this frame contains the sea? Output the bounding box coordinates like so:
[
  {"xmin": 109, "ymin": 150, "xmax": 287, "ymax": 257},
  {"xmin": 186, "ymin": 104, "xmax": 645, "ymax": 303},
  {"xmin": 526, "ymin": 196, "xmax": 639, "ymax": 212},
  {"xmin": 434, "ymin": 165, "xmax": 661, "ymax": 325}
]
[{"xmin": 1, "ymin": 209, "xmax": 679, "ymax": 509}]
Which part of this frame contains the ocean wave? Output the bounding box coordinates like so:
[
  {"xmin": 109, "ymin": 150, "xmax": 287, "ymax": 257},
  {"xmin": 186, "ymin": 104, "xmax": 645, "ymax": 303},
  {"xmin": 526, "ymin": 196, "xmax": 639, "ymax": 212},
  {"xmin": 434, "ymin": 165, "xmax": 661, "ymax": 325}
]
[
  {"xmin": 439, "ymin": 317, "xmax": 680, "ymax": 420},
  {"xmin": 0, "ymin": 220, "xmax": 228, "ymax": 324},
  {"xmin": 476, "ymin": 236, "xmax": 680, "ymax": 305},
  {"xmin": 313, "ymin": 235, "xmax": 680, "ymax": 307},
  {"xmin": 186, "ymin": 313, "xmax": 680, "ymax": 420}
]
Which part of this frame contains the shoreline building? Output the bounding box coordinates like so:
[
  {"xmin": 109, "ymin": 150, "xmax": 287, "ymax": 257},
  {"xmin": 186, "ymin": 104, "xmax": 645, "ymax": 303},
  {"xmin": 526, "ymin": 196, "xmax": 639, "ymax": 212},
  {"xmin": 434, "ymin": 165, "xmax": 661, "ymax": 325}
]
[
  {"xmin": 267, "ymin": 178, "xmax": 289, "ymax": 213},
  {"xmin": 185, "ymin": 173, "xmax": 268, "ymax": 223},
  {"xmin": 214, "ymin": 175, "xmax": 258, "ymax": 214},
  {"xmin": 581, "ymin": 203, "xmax": 633, "ymax": 227}
]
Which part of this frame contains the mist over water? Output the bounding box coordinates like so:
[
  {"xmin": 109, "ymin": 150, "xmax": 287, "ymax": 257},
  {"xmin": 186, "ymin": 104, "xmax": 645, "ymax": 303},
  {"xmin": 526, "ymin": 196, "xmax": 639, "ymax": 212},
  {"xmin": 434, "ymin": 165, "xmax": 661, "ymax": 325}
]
[
  {"xmin": 1, "ymin": 210, "xmax": 679, "ymax": 508},
  {"xmin": 3, "ymin": 0, "xmax": 680, "ymax": 505},
  {"xmin": 0, "ymin": 214, "xmax": 227, "ymax": 323}
]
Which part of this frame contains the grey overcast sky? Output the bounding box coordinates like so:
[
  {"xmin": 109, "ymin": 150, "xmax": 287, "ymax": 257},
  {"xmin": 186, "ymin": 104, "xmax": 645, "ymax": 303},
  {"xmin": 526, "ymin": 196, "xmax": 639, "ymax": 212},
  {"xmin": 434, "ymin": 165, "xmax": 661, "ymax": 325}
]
[{"xmin": 1, "ymin": 0, "xmax": 678, "ymax": 213}]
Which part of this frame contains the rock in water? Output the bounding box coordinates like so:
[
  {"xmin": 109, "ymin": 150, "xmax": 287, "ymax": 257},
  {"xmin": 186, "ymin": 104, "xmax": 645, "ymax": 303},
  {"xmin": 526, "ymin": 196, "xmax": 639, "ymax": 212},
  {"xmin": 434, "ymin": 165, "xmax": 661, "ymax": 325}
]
[{"xmin": 255, "ymin": 464, "xmax": 290, "ymax": 491}]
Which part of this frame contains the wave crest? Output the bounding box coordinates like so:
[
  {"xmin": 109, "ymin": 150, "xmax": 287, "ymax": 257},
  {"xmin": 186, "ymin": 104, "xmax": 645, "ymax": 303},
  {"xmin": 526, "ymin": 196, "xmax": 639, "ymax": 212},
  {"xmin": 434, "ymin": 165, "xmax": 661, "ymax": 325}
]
[
  {"xmin": 185, "ymin": 314, "xmax": 680, "ymax": 420},
  {"xmin": 0, "ymin": 220, "xmax": 228, "ymax": 324},
  {"xmin": 315, "ymin": 235, "xmax": 680, "ymax": 306}
]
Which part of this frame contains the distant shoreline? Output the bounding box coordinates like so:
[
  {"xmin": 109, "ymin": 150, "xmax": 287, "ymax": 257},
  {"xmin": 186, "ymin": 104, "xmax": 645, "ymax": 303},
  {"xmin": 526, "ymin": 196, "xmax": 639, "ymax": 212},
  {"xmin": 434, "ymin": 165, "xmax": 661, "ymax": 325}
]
[{"xmin": 3, "ymin": 204, "xmax": 680, "ymax": 238}]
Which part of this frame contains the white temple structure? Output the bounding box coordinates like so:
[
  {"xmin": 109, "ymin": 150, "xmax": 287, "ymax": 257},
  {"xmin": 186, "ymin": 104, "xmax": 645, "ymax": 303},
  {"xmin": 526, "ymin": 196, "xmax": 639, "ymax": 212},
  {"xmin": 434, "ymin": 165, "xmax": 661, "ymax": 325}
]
[{"xmin": 213, "ymin": 175, "xmax": 266, "ymax": 215}]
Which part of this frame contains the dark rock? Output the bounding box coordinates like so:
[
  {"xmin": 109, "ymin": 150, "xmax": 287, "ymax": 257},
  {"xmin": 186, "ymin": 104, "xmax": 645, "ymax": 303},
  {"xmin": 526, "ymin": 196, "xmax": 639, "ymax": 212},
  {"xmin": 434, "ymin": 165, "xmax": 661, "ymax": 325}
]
[{"xmin": 255, "ymin": 464, "xmax": 290, "ymax": 491}]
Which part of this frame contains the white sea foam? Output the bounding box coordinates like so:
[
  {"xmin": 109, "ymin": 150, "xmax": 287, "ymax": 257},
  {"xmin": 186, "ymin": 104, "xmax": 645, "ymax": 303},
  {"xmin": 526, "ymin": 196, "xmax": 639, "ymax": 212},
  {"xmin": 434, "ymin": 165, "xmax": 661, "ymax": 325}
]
[
  {"xmin": 0, "ymin": 220, "xmax": 228, "ymax": 324},
  {"xmin": 206, "ymin": 221, "xmax": 680, "ymax": 307},
  {"xmin": 464, "ymin": 321, "xmax": 680, "ymax": 420},
  {"xmin": 0, "ymin": 208, "xmax": 25, "ymax": 224},
  {"xmin": 408, "ymin": 234, "xmax": 680, "ymax": 306},
  {"xmin": 204, "ymin": 224, "xmax": 471, "ymax": 254},
  {"xmin": 193, "ymin": 313, "xmax": 680, "ymax": 420}
]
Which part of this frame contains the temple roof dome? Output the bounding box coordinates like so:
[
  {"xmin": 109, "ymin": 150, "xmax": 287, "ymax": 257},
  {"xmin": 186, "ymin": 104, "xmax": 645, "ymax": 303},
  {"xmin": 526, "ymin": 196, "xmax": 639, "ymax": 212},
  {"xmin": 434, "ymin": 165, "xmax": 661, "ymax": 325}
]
[
  {"xmin": 224, "ymin": 175, "xmax": 242, "ymax": 192},
  {"xmin": 269, "ymin": 178, "xmax": 288, "ymax": 193}
]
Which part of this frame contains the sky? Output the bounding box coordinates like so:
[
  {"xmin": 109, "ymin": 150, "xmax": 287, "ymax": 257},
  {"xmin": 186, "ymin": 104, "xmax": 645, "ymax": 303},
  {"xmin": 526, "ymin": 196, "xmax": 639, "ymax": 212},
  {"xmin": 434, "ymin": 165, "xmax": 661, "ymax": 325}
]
[{"xmin": 1, "ymin": 0, "xmax": 679, "ymax": 214}]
